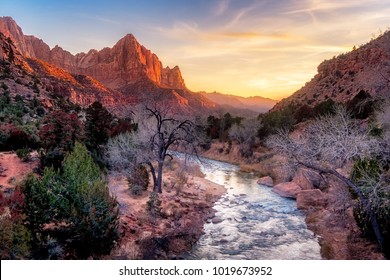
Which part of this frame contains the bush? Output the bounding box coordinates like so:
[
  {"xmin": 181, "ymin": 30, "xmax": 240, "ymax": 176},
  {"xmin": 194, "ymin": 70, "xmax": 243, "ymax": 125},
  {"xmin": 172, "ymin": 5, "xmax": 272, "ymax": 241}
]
[
  {"xmin": 350, "ymin": 158, "xmax": 390, "ymax": 257},
  {"xmin": 346, "ymin": 90, "xmax": 376, "ymax": 119},
  {"xmin": 128, "ymin": 165, "xmax": 149, "ymax": 196},
  {"xmin": 39, "ymin": 110, "xmax": 81, "ymax": 169},
  {"xmin": 85, "ymin": 101, "xmax": 113, "ymax": 149},
  {"xmin": 0, "ymin": 188, "xmax": 32, "ymax": 259},
  {"xmin": 16, "ymin": 148, "xmax": 30, "ymax": 162},
  {"xmin": 0, "ymin": 124, "xmax": 33, "ymax": 151},
  {"xmin": 258, "ymin": 105, "xmax": 296, "ymax": 138},
  {"xmin": 146, "ymin": 192, "xmax": 162, "ymax": 217},
  {"xmin": 110, "ymin": 118, "xmax": 136, "ymax": 138},
  {"xmin": 130, "ymin": 184, "xmax": 144, "ymax": 196}
]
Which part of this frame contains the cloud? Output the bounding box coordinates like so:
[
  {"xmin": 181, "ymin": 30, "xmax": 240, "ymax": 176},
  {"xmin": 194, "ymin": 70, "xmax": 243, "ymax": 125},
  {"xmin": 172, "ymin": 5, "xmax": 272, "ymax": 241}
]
[
  {"xmin": 213, "ymin": 0, "xmax": 230, "ymax": 16},
  {"xmin": 151, "ymin": 0, "xmax": 390, "ymax": 98},
  {"xmin": 282, "ymin": 1, "xmax": 357, "ymax": 15},
  {"xmin": 76, "ymin": 13, "xmax": 120, "ymax": 25}
]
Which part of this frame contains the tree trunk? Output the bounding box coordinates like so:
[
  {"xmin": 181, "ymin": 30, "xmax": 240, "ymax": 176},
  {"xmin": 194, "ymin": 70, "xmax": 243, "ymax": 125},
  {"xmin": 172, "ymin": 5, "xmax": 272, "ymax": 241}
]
[
  {"xmin": 147, "ymin": 162, "xmax": 158, "ymax": 193},
  {"xmin": 156, "ymin": 160, "xmax": 164, "ymax": 193}
]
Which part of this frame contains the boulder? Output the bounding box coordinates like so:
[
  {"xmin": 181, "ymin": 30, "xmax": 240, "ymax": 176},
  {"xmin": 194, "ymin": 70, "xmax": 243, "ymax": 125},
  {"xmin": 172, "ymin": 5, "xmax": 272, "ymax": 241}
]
[
  {"xmin": 272, "ymin": 182, "xmax": 302, "ymax": 199},
  {"xmin": 292, "ymin": 168, "xmax": 323, "ymax": 190},
  {"xmin": 297, "ymin": 189, "xmax": 327, "ymax": 210},
  {"xmin": 211, "ymin": 217, "xmax": 223, "ymax": 224},
  {"xmin": 257, "ymin": 176, "xmax": 274, "ymax": 187}
]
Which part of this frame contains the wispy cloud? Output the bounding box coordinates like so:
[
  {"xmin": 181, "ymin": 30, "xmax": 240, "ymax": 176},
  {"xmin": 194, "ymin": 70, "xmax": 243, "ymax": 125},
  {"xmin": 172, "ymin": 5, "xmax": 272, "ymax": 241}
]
[
  {"xmin": 76, "ymin": 13, "xmax": 120, "ymax": 25},
  {"xmin": 282, "ymin": 0, "xmax": 362, "ymax": 15},
  {"xmin": 213, "ymin": 0, "xmax": 230, "ymax": 16}
]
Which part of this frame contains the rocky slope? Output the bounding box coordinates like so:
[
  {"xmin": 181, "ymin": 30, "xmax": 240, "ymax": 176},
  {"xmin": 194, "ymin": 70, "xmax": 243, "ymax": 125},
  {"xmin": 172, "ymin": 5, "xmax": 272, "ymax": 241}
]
[
  {"xmin": 0, "ymin": 30, "xmax": 121, "ymax": 110},
  {"xmin": 0, "ymin": 17, "xmax": 185, "ymax": 90},
  {"xmin": 0, "ymin": 16, "xmax": 216, "ymax": 115},
  {"xmin": 273, "ymin": 31, "xmax": 390, "ymax": 111}
]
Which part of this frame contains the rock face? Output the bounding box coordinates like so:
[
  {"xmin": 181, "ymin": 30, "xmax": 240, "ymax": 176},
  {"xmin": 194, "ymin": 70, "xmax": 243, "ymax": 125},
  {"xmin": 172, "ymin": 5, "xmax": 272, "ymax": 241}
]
[
  {"xmin": 257, "ymin": 176, "xmax": 274, "ymax": 187},
  {"xmin": 0, "ymin": 16, "xmax": 36, "ymax": 57},
  {"xmin": 296, "ymin": 189, "xmax": 327, "ymax": 210},
  {"xmin": 292, "ymin": 168, "xmax": 323, "ymax": 190},
  {"xmin": 0, "ymin": 17, "xmax": 186, "ymax": 90},
  {"xmin": 0, "ymin": 16, "xmax": 215, "ymax": 115},
  {"xmin": 272, "ymin": 182, "xmax": 302, "ymax": 199},
  {"xmin": 272, "ymin": 29, "xmax": 390, "ymax": 111},
  {"xmin": 40, "ymin": 34, "xmax": 187, "ymax": 90}
]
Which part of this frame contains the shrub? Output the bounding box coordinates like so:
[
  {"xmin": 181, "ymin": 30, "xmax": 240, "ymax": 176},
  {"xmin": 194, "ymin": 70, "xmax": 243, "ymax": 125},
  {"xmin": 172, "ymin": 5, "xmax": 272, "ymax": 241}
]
[
  {"xmin": 258, "ymin": 105, "xmax": 296, "ymax": 138},
  {"xmin": 0, "ymin": 124, "xmax": 33, "ymax": 151},
  {"xmin": 128, "ymin": 165, "xmax": 149, "ymax": 196},
  {"xmin": 85, "ymin": 101, "xmax": 113, "ymax": 149},
  {"xmin": 110, "ymin": 118, "xmax": 136, "ymax": 138},
  {"xmin": 312, "ymin": 99, "xmax": 336, "ymax": 117},
  {"xmin": 350, "ymin": 158, "xmax": 390, "ymax": 256},
  {"xmin": 146, "ymin": 192, "xmax": 162, "ymax": 217},
  {"xmin": 0, "ymin": 188, "xmax": 32, "ymax": 259},
  {"xmin": 39, "ymin": 110, "xmax": 81, "ymax": 169},
  {"xmin": 16, "ymin": 148, "xmax": 30, "ymax": 162},
  {"xmin": 129, "ymin": 184, "xmax": 144, "ymax": 196},
  {"xmin": 346, "ymin": 90, "xmax": 376, "ymax": 119}
]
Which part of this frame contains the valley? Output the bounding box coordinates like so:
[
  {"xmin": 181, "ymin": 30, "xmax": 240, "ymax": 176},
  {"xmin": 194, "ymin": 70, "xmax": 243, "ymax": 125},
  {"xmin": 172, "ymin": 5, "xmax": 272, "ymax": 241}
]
[{"xmin": 1, "ymin": 14, "xmax": 390, "ymax": 261}]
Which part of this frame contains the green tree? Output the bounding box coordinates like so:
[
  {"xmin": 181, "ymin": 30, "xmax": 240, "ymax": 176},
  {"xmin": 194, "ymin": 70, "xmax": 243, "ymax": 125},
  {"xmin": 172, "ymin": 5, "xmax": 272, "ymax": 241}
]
[
  {"xmin": 85, "ymin": 101, "xmax": 113, "ymax": 149},
  {"xmin": 22, "ymin": 143, "xmax": 118, "ymax": 257}
]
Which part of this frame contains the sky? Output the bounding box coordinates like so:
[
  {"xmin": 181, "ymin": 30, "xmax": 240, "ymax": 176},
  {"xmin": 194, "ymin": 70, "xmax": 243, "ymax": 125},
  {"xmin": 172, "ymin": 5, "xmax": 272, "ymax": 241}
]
[{"xmin": 1, "ymin": 0, "xmax": 390, "ymax": 100}]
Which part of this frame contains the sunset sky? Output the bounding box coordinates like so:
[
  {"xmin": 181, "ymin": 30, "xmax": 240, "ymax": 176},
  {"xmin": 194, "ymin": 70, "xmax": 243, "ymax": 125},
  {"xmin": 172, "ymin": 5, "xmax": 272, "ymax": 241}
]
[{"xmin": 1, "ymin": 0, "xmax": 390, "ymax": 99}]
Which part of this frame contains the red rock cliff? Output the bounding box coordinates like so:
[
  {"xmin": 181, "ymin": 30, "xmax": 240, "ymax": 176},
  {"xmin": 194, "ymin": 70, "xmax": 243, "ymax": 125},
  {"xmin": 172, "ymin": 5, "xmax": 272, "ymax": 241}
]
[{"xmin": 0, "ymin": 17, "xmax": 186, "ymax": 90}]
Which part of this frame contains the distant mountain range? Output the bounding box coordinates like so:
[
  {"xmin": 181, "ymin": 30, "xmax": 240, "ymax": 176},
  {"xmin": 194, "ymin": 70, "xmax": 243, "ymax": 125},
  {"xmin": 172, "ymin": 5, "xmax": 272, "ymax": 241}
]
[
  {"xmin": 201, "ymin": 91, "xmax": 277, "ymax": 114},
  {"xmin": 7, "ymin": 15, "xmax": 384, "ymax": 118},
  {"xmin": 0, "ymin": 16, "xmax": 275, "ymax": 116}
]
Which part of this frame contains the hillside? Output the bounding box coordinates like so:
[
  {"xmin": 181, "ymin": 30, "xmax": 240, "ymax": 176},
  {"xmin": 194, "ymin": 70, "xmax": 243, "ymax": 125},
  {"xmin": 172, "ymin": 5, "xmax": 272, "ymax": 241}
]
[
  {"xmin": 273, "ymin": 30, "xmax": 390, "ymax": 111},
  {"xmin": 0, "ymin": 16, "xmax": 216, "ymax": 115},
  {"xmin": 1, "ymin": 32, "xmax": 124, "ymax": 112}
]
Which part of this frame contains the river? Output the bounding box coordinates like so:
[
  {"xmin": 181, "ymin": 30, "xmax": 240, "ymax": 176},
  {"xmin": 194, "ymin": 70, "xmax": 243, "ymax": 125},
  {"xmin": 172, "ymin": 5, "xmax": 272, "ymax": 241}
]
[{"xmin": 182, "ymin": 156, "xmax": 322, "ymax": 260}]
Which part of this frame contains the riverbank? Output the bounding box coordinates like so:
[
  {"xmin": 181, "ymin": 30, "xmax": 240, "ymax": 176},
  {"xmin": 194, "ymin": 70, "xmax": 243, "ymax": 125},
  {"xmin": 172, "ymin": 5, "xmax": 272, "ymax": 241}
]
[
  {"xmin": 199, "ymin": 142, "xmax": 291, "ymax": 183},
  {"xmin": 199, "ymin": 145, "xmax": 384, "ymax": 259},
  {"xmin": 108, "ymin": 160, "xmax": 226, "ymax": 259}
]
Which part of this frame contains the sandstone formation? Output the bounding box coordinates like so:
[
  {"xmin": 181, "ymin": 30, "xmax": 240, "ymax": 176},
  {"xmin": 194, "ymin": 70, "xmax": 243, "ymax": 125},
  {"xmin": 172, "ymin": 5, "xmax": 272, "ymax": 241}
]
[
  {"xmin": 257, "ymin": 176, "xmax": 274, "ymax": 187},
  {"xmin": 296, "ymin": 189, "xmax": 327, "ymax": 210},
  {"xmin": 292, "ymin": 168, "xmax": 323, "ymax": 190},
  {"xmin": 0, "ymin": 16, "xmax": 36, "ymax": 57},
  {"xmin": 0, "ymin": 30, "xmax": 121, "ymax": 110},
  {"xmin": 0, "ymin": 17, "xmax": 185, "ymax": 90},
  {"xmin": 272, "ymin": 182, "xmax": 302, "ymax": 199},
  {"xmin": 0, "ymin": 16, "xmax": 216, "ymax": 114}
]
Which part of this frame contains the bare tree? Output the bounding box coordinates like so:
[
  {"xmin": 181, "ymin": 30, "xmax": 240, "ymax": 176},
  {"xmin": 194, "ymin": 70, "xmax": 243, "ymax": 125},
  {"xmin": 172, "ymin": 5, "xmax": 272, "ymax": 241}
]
[
  {"xmin": 266, "ymin": 106, "xmax": 384, "ymax": 249},
  {"xmin": 229, "ymin": 118, "xmax": 261, "ymax": 158},
  {"xmin": 106, "ymin": 104, "xmax": 196, "ymax": 193}
]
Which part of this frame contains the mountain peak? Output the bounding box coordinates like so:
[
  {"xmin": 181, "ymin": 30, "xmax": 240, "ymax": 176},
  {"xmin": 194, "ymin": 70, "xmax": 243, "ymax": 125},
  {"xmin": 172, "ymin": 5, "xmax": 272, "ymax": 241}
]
[
  {"xmin": 0, "ymin": 16, "xmax": 36, "ymax": 57},
  {"xmin": 0, "ymin": 17, "xmax": 187, "ymax": 90}
]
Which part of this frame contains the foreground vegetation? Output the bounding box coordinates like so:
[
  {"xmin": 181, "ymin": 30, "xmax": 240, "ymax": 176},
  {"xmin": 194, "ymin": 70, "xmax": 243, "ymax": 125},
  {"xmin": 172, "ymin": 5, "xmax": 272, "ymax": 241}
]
[{"xmin": 1, "ymin": 84, "xmax": 390, "ymax": 259}]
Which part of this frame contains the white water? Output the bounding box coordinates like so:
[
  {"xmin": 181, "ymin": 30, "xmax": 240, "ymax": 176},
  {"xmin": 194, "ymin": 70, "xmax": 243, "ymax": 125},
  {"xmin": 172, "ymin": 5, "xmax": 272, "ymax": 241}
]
[{"xmin": 183, "ymin": 156, "xmax": 322, "ymax": 260}]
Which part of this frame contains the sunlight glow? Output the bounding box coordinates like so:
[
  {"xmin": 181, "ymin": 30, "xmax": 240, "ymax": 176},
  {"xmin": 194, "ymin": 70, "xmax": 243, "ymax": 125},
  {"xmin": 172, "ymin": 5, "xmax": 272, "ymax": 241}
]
[{"xmin": 1, "ymin": 0, "xmax": 390, "ymax": 99}]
